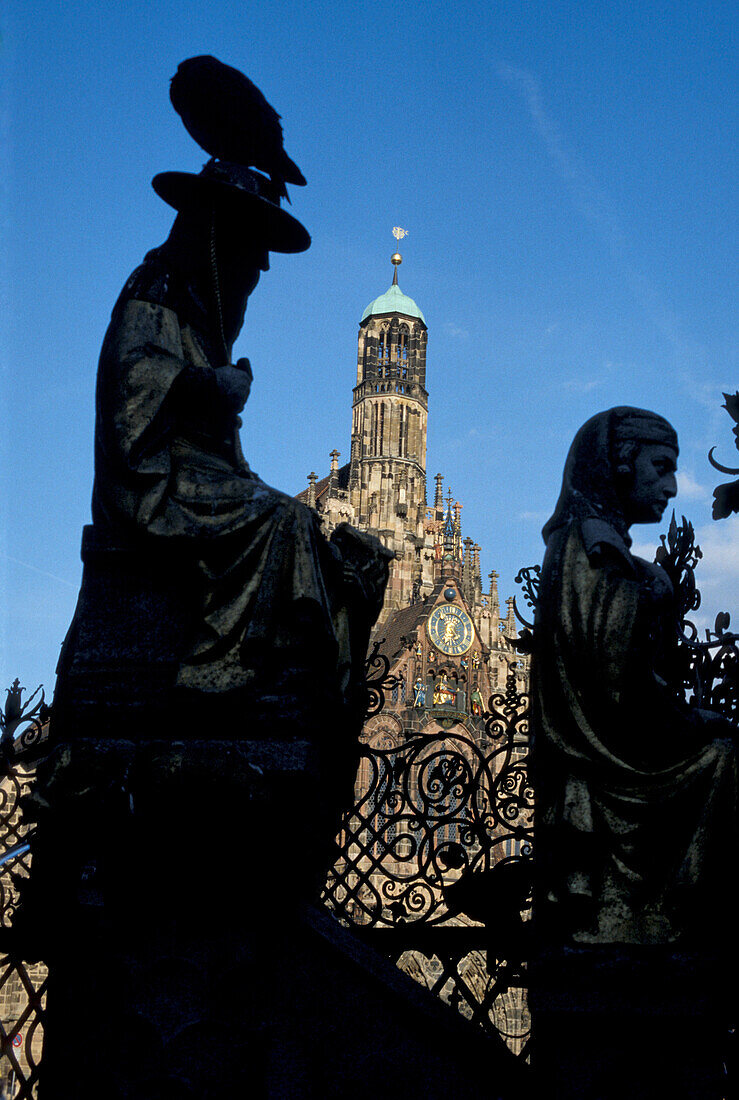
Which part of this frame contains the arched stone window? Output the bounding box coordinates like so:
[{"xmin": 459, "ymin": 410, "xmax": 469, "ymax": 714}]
[
  {"xmin": 379, "ymin": 328, "xmax": 390, "ymax": 369},
  {"xmin": 399, "ymin": 327, "xmax": 409, "ymax": 378}
]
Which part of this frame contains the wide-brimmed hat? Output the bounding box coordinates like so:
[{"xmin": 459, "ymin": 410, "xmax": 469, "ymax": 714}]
[{"xmin": 152, "ymin": 158, "xmax": 310, "ymax": 253}]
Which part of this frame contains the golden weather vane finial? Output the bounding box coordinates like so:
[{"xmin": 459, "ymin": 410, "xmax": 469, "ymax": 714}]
[{"xmin": 391, "ymin": 227, "xmax": 408, "ymax": 283}]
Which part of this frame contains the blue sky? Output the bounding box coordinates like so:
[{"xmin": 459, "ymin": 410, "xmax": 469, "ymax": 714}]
[{"xmin": 2, "ymin": 0, "xmax": 737, "ymax": 694}]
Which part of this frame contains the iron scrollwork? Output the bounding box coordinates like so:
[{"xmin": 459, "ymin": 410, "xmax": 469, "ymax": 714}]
[
  {"xmin": 655, "ymin": 512, "xmax": 738, "ymax": 725},
  {"xmin": 511, "ymin": 566, "xmax": 540, "ymax": 632},
  {"xmin": 327, "ymin": 665, "xmax": 532, "ymax": 931},
  {"xmin": 708, "ymin": 390, "xmax": 739, "ymax": 520},
  {"xmin": 510, "ymin": 565, "xmax": 540, "ymax": 656},
  {"xmin": 325, "ymin": 656, "xmax": 534, "ymax": 1057},
  {"xmin": 1, "ymin": 683, "xmax": 51, "ymax": 1099},
  {"xmin": 1, "ymin": 683, "xmax": 50, "ymax": 924},
  {"xmin": 363, "ymin": 640, "xmax": 401, "ymax": 718},
  {"xmin": 1, "ymin": 683, "xmax": 49, "ymax": 768}
]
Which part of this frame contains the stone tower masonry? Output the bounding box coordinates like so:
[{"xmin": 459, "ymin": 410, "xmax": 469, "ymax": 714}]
[{"xmin": 347, "ymin": 252, "xmax": 430, "ymax": 616}]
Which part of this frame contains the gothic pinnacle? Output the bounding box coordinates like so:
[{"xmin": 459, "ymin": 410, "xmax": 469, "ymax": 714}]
[
  {"xmin": 434, "ymin": 473, "xmax": 444, "ymax": 510},
  {"xmin": 307, "ymin": 471, "xmax": 317, "ymax": 509}
]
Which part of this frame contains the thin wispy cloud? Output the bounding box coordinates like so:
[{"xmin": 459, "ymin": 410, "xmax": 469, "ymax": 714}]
[
  {"xmin": 495, "ymin": 62, "xmax": 695, "ymax": 363},
  {"xmin": 443, "ymin": 322, "xmax": 469, "ymax": 339},
  {"xmin": 676, "ymin": 470, "xmax": 709, "ymax": 502},
  {"xmin": 496, "ymin": 63, "xmax": 615, "ymax": 229},
  {"xmin": 693, "ymin": 516, "xmax": 739, "ymax": 579},
  {"xmin": 0, "ymin": 552, "xmax": 77, "ymax": 588},
  {"xmin": 680, "ymin": 373, "xmax": 734, "ymax": 416},
  {"xmin": 563, "ymin": 377, "xmax": 604, "ymax": 394},
  {"xmin": 518, "ymin": 510, "xmax": 549, "ymax": 522}
]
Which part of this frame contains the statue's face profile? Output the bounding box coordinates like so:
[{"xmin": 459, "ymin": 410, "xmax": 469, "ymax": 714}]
[
  {"xmin": 217, "ymin": 227, "xmax": 270, "ymax": 292},
  {"xmin": 216, "ymin": 230, "xmax": 271, "ymax": 344},
  {"xmin": 619, "ymin": 443, "xmax": 678, "ymax": 525}
]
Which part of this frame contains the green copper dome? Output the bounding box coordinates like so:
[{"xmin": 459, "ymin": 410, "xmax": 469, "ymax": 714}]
[{"xmin": 361, "ymin": 282, "xmax": 426, "ymax": 324}]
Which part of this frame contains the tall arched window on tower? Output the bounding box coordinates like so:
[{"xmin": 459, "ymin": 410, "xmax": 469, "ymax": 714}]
[
  {"xmin": 398, "ymin": 405, "xmax": 405, "ymax": 457},
  {"xmin": 400, "ymin": 328, "xmax": 409, "ymax": 379},
  {"xmin": 364, "ymin": 339, "xmax": 375, "ymax": 379},
  {"xmin": 379, "ymin": 329, "xmax": 390, "ymax": 375},
  {"xmin": 379, "ymin": 402, "xmax": 386, "ymax": 454}
]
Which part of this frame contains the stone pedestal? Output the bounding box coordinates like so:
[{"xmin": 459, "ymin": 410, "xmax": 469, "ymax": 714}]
[{"xmin": 22, "ymin": 733, "xmax": 349, "ymax": 1098}]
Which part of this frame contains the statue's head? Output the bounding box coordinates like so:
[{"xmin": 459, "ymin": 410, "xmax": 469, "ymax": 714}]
[
  {"xmin": 131, "ymin": 58, "xmax": 310, "ymax": 357},
  {"xmin": 153, "ymin": 165, "xmax": 299, "ymax": 349},
  {"xmin": 543, "ymin": 407, "xmax": 679, "ymax": 543},
  {"xmin": 610, "ymin": 412, "xmax": 678, "ymax": 526}
]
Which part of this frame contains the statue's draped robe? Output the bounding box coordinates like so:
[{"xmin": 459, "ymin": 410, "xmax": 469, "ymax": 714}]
[
  {"xmin": 91, "ymin": 256, "xmax": 387, "ymax": 711},
  {"xmin": 533, "ymin": 412, "xmax": 737, "ymax": 945}
]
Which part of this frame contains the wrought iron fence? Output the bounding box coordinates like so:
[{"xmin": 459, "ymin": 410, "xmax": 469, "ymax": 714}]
[
  {"xmin": 324, "ymin": 646, "xmax": 534, "ymax": 1059},
  {"xmin": 0, "ymin": 684, "xmax": 50, "ymax": 1099}
]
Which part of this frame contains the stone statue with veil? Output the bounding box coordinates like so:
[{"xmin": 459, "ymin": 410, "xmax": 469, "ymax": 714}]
[{"xmin": 532, "ymin": 406, "xmax": 737, "ymax": 948}]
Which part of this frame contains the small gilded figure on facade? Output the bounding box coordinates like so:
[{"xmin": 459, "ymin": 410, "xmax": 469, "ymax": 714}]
[
  {"xmin": 470, "ymin": 685, "xmax": 484, "ymax": 716},
  {"xmin": 433, "ymin": 674, "xmax": 456, "ymax": 708},
  {"xmin": 533, "ymin": 407, "xmax": 737, "ymax": 946},
  {"xmin": 413, "ymin": 678, "xmax": 426, "ymax": 708}
]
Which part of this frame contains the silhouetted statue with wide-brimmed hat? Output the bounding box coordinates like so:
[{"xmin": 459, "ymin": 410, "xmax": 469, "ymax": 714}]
[
  {"xmin": 54, "ymin": 56, "xmax": 389, "ymax": 733},
  {"xmin": 36, "ymin": 58, "xmax": 391, "ymax": 1098}
]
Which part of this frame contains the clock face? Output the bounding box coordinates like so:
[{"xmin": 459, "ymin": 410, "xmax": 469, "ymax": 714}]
[{"xmin": 427, "ymin": 604, "xmax": 474, "ymax": 656}]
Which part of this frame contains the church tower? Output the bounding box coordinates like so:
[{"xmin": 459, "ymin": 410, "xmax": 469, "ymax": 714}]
[
  {"xmin": 348, "ymin": 246, "xmax": 429, "ymax": 614},
  {"xmin": 296, "ymin": 235, "xmax": 529, "ymax": 699}
]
